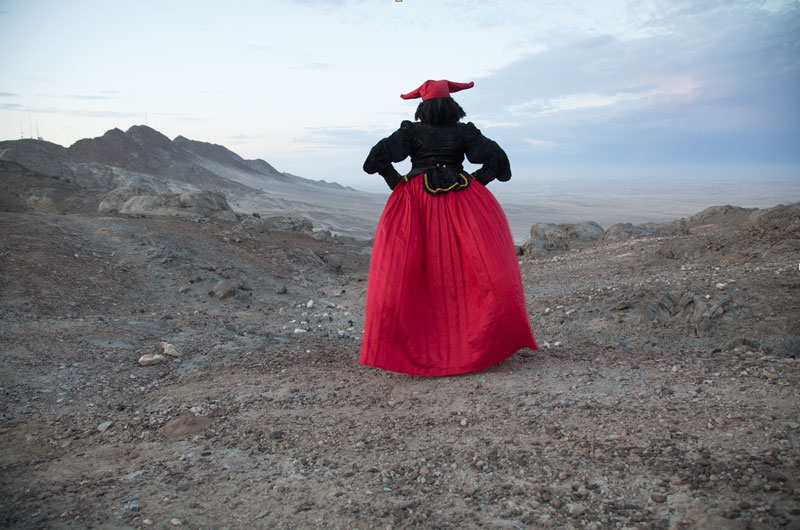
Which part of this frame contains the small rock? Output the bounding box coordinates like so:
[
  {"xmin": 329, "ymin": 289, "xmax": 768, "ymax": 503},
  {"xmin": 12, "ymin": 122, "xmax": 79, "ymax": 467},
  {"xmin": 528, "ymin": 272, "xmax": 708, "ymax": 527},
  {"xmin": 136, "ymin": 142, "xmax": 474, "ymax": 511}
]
[
  {"xmin": 462, "ymin": 483, "xmax": 478, "ymax": 496},
  {"xmin": 162, "ymin": 413, "xmax": 212, "ymax": 439},
  {"xmin": 276, "ymin": 285, "xmax": 288, "ymax": 294},
  {"xmin": 715, "ymin": 282, "xmax": 727, "ymax": 290},
  {"xmin": 97, "ymin": 421, "xmax": 113, "ymax": 432},
  {"xmin": 160, "ymin": 342, "xmax": 181, "ymax": 357},
  {"xmin": 293, "ymin": 328, "xmax": 307, "ymax": 334},
  {"xmin": 138, "ymin": 353, "xmax": 165, "ymax": 366},
  {"xmin": 307, "ymin": 300, "xmax": 314, "ymax": 308},
  {"xmin": 651, "ymin": 493, "xmax": 666, "ymax": 503},
  {"xmin": 766, "ymin": 472, "xmax": 787, "ymax": 482},
  {"xmin": 178, "ymin": 286, "xmax": 190, "ymax": 294},
  {"xmin": 325, "ymin": 254, "xmax": 343, "ymax": 271},
  {"xmin": 142, "ymin": 520, "xmax": 153, "ymax": 526},
  {"xmin": 567, "ymin": 503, "xmax": 586, "ymax": 517},
  {"xmin": 170, "ymin": 519, "xmax": 182, "ymax": 526},
  {"xmin": 212, "ymin": 280, "xmax": 236, "ymax": 300},
  {"xmin": 787, "ymin": 421, "xmax": 799, "ymax": 429}
]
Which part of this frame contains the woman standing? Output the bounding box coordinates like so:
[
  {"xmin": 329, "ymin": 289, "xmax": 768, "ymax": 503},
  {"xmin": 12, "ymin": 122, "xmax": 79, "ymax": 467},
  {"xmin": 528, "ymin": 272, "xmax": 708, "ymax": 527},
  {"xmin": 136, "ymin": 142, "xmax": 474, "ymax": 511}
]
[{"xmin": 360, "ymin": 79, "xmax": 536, "ymax": 376}]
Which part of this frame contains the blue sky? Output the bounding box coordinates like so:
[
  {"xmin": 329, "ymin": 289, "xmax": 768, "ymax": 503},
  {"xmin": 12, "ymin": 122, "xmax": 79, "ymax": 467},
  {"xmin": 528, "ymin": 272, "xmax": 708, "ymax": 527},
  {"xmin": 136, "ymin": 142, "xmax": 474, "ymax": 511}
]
[{"xmin": 1, "ymin": 0, "xmax": 798, "ymax": 192}]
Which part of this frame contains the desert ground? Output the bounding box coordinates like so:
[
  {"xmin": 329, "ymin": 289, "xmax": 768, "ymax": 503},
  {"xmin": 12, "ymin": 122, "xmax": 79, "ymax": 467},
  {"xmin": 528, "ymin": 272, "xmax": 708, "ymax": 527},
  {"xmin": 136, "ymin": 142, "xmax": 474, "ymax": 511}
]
[{"xmin": 1, "ymin": 160, "xmax": 799, "ymax": 529}]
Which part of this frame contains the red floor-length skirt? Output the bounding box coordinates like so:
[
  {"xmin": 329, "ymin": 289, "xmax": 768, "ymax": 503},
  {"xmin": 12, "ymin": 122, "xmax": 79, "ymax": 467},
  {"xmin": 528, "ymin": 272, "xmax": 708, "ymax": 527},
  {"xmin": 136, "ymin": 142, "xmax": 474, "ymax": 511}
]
[{"xmin": 359, "ymin": 178, "xmax": 537, "ymax": 376}]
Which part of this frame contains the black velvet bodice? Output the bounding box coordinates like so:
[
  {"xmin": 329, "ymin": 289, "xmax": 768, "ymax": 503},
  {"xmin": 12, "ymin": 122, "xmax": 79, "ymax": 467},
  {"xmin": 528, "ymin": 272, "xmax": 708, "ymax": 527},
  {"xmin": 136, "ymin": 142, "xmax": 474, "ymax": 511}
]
[{"xmin": 363, "ymin": 120, "xmax": 511, "ymax": 192}]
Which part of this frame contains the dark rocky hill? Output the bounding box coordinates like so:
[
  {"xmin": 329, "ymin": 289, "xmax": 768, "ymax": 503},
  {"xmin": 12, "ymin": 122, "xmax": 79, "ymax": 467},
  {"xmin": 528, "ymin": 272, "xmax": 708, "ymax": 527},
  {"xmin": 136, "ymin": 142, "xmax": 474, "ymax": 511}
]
[
  {"xmin": 0, "ymin": 125, "xmax": 387, "ymax": 237},
  {"xmin": 0, "ymin": 125, "xmax": 361, "ymax": 194}
]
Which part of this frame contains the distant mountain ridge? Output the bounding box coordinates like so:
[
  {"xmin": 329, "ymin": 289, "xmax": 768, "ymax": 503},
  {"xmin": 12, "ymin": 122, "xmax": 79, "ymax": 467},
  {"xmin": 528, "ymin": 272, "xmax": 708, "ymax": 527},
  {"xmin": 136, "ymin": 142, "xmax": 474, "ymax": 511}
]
[
  {"xmin": 0, "ymin": 125, "xmax": 356, "ymax": 194},
  {"xmin": 0, "ymin": 125, "xmax": 387, "ymax": 239}
]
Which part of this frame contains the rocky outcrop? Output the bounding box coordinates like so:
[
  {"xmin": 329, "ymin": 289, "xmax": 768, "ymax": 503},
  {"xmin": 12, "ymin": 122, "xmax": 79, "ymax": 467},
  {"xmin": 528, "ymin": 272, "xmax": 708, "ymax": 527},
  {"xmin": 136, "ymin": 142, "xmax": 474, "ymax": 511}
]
[
  {"xmin": 262, "ymin": 216, "xmax": 314, "ymax": 233},
  {"xmin": 749, "ymin": 203, "xmax": 800, "ymax": 233},
  {"xmin": 100, "ymin": 187, "xmax": 232, "ymax": 218},
  {"xmin": 178, "ymin": 191, "xmax": 229, "ymax": 211},
  {"xmin": 98, "ymin": 185, "xmax": 157, "ymax": 213},
  {"xmin": 119, "ymin": 195, "xmax": 181, "ymax": 215},
  {"xmin": 523, "ymin": 221, "xmax": 604, "ymax": 254},
  {"xmin": 602, "ymin": 222, "xmax": 654, "ymax": 241},
  {"xmin": 633, "ymin": 285, "xmax": 750, "ymax": 337},
  {"xmin": 523, "ymin": 203, "xmax": 799, "ymax": 255}
]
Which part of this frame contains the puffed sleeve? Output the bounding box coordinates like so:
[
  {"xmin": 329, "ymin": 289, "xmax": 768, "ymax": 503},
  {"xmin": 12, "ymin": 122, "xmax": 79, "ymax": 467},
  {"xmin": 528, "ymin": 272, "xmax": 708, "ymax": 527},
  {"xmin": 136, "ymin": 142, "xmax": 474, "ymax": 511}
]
[
  {"xmin": 363, "ymin": 121, "xmax": 414, "ymax": 190},
  {"xmin": 462, "ymin": 122, "xmax": 511, "ymax": 185}
]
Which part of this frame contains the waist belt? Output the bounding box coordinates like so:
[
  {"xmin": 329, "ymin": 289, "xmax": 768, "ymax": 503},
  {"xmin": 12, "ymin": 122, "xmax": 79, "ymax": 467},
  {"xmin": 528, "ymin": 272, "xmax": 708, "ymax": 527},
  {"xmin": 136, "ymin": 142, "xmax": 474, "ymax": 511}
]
[{"xmin": 403, "ymin": 164, "xmax": 472, "ymax": 196}]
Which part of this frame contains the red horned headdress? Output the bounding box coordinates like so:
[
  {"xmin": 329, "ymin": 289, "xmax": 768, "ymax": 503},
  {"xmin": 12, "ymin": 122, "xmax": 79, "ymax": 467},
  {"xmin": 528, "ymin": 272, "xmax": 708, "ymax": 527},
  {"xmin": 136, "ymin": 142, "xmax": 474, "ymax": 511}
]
[{"xmin": 400, "ymin": 79, "xmax": 474, "ymax": 101}]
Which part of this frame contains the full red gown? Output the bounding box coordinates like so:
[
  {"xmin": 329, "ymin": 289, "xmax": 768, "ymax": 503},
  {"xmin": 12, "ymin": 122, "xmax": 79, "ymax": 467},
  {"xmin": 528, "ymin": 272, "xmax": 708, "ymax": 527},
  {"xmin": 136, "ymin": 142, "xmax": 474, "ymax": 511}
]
[{"xmin": 359, "ymin": 176, "xmax": 537, "ymax": 376}]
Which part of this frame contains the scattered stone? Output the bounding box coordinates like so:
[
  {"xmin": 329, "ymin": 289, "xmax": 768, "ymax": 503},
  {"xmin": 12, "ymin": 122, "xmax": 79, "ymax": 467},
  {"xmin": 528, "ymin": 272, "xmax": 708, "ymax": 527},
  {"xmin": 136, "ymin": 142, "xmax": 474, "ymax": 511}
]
[
  {"xmin": 160, "ymin": 342, "xmax": 181, "ymax": 357},
  {"xmin": 307, "ymin": 300, "xmax": 314, "ymax": 309},
  {"xmin": 170, "ymin": 518, "xmax": 182, "ymax": 526},
  {"xmin": 162, "ymin": 413, "xmax": 212, "ymax": 439},
  {"xmin": 651, "ymin": 493, "xmax": 666, "ymax": 503},
  {"xmin": 462, "ymin": 483, "xmax": 478, "ymax": 496},
  {"xmin": 325, "ymin": 254, "xmax": 343, "ymax": 271},
  {"xmin": 97, "ymin": 421, "xmax": 113, "ymax": 432},
  {"xmin": 138, "ymin": 353, "xmax": 165, "ymax": 366},
  {"xmin": 567, "ymin": 503, "xmax": 586, "ymax": 517},
  {"xmin": 212, "ymin": 280, "xmax": 237, "ymax": 300},
  {"xmin": 277, "ymin": 285, "xmax": 288, "ymax": 294},
  {"xmin": 314, "ymin": 229, "xmax": 333, "ymax": 241}
]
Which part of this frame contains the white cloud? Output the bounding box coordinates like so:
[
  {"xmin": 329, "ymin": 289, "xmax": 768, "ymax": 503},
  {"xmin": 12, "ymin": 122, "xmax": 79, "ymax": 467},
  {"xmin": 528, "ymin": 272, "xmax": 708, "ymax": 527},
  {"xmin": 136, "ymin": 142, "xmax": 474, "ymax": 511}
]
[
  {"xmin": 523, "ymin": 138, "xmax": 559, "ymax": 148},
  {"xmin": 506, "ymin": 76, "xmax": 703, "ymax": 118},
  {"xmin": 507, "ymin": 91, "xmax": 647, "ymax": 117}
]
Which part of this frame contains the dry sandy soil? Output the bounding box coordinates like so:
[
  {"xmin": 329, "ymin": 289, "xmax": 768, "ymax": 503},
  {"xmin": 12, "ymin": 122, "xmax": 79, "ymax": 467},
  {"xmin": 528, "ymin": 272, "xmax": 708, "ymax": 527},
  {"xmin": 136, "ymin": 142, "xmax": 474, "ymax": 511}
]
[{"xmin": 1, "ymin": 162, "xmax": 799, "ymax": 529}]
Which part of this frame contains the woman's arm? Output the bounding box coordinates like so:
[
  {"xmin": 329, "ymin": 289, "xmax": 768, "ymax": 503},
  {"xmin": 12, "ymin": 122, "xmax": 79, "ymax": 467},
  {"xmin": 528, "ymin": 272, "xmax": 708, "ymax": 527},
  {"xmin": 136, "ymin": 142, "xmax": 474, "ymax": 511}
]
[
  {"xmin": 363, "ymin": 122, "xmax": 413, "ymax": 190},
  {"xmin": 463, "ymin": 122, "xmax": 511, "ymax": 185}
]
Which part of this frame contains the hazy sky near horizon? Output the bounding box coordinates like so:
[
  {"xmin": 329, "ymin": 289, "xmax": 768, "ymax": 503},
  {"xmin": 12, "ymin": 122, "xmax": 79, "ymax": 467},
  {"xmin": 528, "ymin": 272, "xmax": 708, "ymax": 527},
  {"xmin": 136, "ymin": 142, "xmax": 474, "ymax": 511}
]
[{"xmin": 1, "ymin": 0, "xmax": 798, "ymax": 192}]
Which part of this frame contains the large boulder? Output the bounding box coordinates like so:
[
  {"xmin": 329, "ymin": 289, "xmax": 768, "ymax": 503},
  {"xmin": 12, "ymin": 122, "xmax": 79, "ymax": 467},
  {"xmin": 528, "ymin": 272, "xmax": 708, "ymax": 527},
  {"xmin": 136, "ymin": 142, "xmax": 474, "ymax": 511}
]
[
  {"xmin": 119, "ymin": 194, "xmax": 181, "ymax": 214},
  {"xmin": 602, "ymin": 223, "xmax": 653, "ymax": 241},
  {"xmin": 523, "ymin": 221, "xmax": 605, "ymax": 254},
  {"xmin": 572, "ymin": 221, "xmax": 605, "ymax": 240},
  {"xmin": 262, "ymin": 216, "xmax": 314, "ymax": 233},
  {"xmin": 98, "ymin": 185, "xmax": 156, "ymax": 213},
  {"xmin": 104, "ymin": 188, "xmax": 232, "ymax": 217},
  {"xmin": 233, "ymin": 216, "xmax": 269, "ymax": 240},
  {"xmin": 179, "ymin": 190, "xmax": 229, "ymax": 211}
]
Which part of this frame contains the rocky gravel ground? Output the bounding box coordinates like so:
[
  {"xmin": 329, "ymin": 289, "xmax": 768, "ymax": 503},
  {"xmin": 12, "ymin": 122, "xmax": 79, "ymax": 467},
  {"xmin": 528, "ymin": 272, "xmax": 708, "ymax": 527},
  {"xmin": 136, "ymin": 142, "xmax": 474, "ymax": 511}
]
[{"xmin": 1, "ymin": 163, "xmax": 798, "ymax": 529}]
